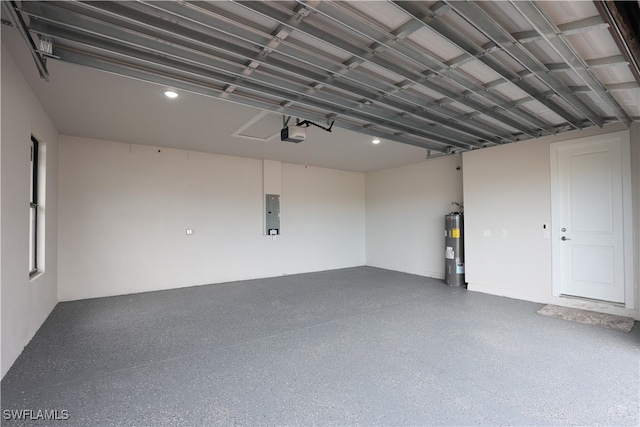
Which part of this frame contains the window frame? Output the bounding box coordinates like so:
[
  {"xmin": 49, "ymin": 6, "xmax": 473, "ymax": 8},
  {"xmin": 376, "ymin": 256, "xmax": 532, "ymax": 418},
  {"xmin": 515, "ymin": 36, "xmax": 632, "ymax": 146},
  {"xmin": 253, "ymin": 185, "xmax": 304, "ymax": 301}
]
[{"xmin": 29, "ymin": 135, "xmax": 39, "ymax": 277}]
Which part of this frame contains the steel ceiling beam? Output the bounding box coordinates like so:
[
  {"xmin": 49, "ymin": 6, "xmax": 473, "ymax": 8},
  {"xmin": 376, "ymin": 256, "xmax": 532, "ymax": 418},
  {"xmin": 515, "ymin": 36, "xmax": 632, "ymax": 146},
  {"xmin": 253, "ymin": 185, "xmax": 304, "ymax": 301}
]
[
  {"xmin": 513, "ymin": 16, "xmax": 609, "ymax": 44},
  {"xmin": 231, "ymin": 0, "xmax": 544, "ymax": 138},
  {"xmin": 53, "ymin": 46, "xmax": 447, "ymax": 152},
  {"xmin": 161, "ymin": 1, "xmax": 515, "ymax": 144},
  {"xmin": 509, "ymin": 0, "xmax": 632, "ymax": 128},
  {"xmin": 295, "ymin": 0, "xmax": 556, "ymax": 136},
  {"xmin": 445, "ymin": 42, "xmax": 499, "ymax": 68},
  {"xmin": 444, "ymin": 42, "xmax": 498, "ymax": 69},
  {"xmin": 437, "ymin": 1, "xmax": 605, "ymax": 128},
  {"xmin": 75, "ymin": 0, "xmax": 512, "ymax": 144},
  {"xmin": 27, "ymin": 10, "xmax": 479, "ymax": 150},
  {"xmin": 35, "ymin": 25, "xmax": 479, "ymax": 150},
  {"xmin": 22, "ymin": 0, "xmax": 540, "ymax": 143},
  {"xmin": 219, "ymin": 1, "xmax": 319, "ymax": 98},
  {"xmin": 10, "ymin": 0, "xmax": 632, "ymax": 153},
  {"xmin": 570, "ymin": 82, "xmax": 640, "ymax": 93},
  {"xmin": 543, "ymin": 55, "xmax": 629, "ymax": 73},
  {"xmin": 594, "ymin": 1, "xmax": 640, "ymax": 86},
  {"xmin": 154, "ymin": 2, "xmax": 516, "ymax": 143},
  {"xmin": 389, "ymin": 19, "xmax": 424, "ymax": 40},
  {"xmin": 390, "ymin": 1, "xmax": 587, "ymax": 131},
  {"xmin": 22, "ymin": 2, "xmax": 486, "ymax": 148},
  {"xmin": 1, "ymin": 0, "xmax": 49, "ymax": 81}
]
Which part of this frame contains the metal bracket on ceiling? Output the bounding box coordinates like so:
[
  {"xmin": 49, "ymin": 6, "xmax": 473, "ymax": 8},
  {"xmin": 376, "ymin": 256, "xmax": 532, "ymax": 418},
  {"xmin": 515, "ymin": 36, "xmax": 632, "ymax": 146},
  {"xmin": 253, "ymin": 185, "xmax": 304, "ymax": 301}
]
[
  {"xmin": 1, "ymin": 1, "xmax": 49, "ymax": 81},
  {"xmin": 297, "ymin": 119, "xmax": 334, "ymax": 132},
  {"xmin": 37, "ymin": 37, "xmax": 59, "ymax": 59},
  {"xmin": 430, "ymin": 1, "xmax": 453, "ymax": 17},
  {"xmin": 283, "ymin": 115, "xmax": 335, "ymax": 132}
]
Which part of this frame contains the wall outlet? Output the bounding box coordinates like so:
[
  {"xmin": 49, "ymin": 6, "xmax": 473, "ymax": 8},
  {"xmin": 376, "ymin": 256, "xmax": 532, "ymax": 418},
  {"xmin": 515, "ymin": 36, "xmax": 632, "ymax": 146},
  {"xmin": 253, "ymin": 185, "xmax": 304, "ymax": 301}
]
[{"xmin": 483, "ymin": 229, "xmax": 491, "ymax": 237}]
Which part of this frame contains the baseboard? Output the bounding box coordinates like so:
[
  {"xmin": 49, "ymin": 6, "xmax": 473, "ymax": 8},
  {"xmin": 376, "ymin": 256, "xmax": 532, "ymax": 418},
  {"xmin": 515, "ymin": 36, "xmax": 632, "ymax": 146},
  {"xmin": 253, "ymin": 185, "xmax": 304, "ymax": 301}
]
[{"xmin": 468, "ymin": 282, "xmax": 639, "ymax": 321}]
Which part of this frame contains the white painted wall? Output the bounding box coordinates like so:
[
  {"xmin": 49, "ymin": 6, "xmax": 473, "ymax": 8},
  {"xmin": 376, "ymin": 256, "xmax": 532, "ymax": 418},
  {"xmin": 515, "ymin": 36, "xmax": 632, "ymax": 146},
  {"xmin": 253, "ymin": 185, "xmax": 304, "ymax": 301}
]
[
  {"xmin": 365, "ymin": 155, "xmax": 463, "ymax": 278},
  {"xmin": 58, "ymin": 136, "xmax": 365, "ymax": 300},
  {"xmin": 631, "ymin": 122, "xmax": 640, "ymax": 316},
  {"xmin": 463, "ymin": 124, "xmax": 639, "ymax": 319},
  {"xmin": 463, "ymin": 138, "xmax": 553, "ymax": 298},
  {"xmin": 1, "ymin": 45, "xmax": 59, "ymax": 378}
]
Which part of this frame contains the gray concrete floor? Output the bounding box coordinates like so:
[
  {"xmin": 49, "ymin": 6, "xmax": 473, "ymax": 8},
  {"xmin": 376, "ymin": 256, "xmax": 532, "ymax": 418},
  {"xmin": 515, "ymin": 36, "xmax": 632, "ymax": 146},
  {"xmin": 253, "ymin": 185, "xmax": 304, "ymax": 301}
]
[{"xmin": 2, "ymin": 267, "xmax": 639, "ymax": 426}]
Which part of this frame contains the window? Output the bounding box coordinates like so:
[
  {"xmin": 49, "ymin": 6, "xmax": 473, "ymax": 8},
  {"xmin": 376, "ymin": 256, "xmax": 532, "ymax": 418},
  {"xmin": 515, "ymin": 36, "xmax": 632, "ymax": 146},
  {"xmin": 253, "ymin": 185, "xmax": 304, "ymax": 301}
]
[{"xmin": 29, "ymin": 136, "xmax": 40, "ymax": 277}]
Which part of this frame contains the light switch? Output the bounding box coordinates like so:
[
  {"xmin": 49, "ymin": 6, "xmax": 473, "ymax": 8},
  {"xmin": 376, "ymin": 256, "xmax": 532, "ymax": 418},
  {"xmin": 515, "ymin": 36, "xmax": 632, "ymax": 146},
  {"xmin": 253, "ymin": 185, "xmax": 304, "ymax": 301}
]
[
  {"xmin": 186, "ymin": 229, "xmax": 193, "ymax": 235},
  {"xmin": 483, "ymin": 229, "xmax": 491, "ymax": 237},
  {"xmin": 501, "ymin": 229, "xmax": 507, "ymax": 237}
]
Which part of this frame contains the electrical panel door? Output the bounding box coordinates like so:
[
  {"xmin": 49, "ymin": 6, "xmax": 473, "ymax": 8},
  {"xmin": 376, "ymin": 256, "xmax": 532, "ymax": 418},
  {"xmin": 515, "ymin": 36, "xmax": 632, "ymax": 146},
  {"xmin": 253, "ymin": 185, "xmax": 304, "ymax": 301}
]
[{"xmin": 266, "ymin": 194, "xmax": 280, "ymax": 235}]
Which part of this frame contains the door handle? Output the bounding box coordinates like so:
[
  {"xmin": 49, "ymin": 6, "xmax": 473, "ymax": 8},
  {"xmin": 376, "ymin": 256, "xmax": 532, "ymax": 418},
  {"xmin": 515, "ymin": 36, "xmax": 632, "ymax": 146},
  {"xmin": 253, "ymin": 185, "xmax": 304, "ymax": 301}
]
[{"xmin": 561, "ymin": 236, "xmax": 571, "ymax": 241}]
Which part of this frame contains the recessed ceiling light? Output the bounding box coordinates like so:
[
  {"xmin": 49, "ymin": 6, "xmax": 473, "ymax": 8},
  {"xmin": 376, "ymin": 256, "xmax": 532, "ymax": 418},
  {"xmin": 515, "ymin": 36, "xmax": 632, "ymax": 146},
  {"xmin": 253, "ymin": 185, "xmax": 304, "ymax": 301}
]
[
  {"xmin": 372, "ymin": 138, "xmax": 381, "ymax": 144},
  {"xmin": 164, "ymin": 90, "xmax": 178, "ymax": 99}
]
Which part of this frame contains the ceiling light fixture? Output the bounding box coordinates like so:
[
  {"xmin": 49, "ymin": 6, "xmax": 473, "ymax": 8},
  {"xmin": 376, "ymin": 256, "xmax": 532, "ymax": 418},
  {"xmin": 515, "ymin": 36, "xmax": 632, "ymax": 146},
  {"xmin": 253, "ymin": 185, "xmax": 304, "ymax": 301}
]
[
  {"xmin": 164, "ymin": 90, "xmax": 178, "ymax": 99},
  {"xmin": 372, "ymin": 138, "xmax": 381, "ymax": 144}
]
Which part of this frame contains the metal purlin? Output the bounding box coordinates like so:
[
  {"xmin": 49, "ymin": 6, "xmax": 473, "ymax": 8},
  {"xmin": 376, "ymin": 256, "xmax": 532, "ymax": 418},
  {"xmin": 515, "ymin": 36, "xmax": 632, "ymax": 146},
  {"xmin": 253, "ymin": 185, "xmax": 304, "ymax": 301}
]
[
  {"xmin": 217, "ymin": 1, "xmax": 316, "ymax": 100},
  {"xmin": 26, "ymin": 0, "xmax": 509, "ymax": 147},
  {"xmin": 509, "ymin": 0, "xmax": 632, "ymax": 128},
  {"xmin": 295, "ymin": 0, "xmax": 558, "ymax": 136},
  {"xmin": 26, "ymin": 0, "xmax": 480, "ymax": 150},
  {"xmin": 234, "ymin": 0, "xmax": 547, "ymax": 139},
  {"xmin": 171, "ymin": 1, "xmax": 518, "ymax": 144},
  {"xmin": 166, "ymin": 1, "xmax": 503, "ymax": 145},
  {"xmin": 1, "ymin": 0, "xmax": 49, "ymax": 81},
  {"xmin": 594, "ymin": 0, "xmax": 640, "ymax": 88},
  {"xmin": 56, "ymin": 45, "xmax": 448, "ymax": 153},
  {"xmin": 11, "ymin": 1, "xmax": 632, "ymax": 153},
  {"xmin": 390, "ymin": 1, "xmax": 590, "ymax": 131},
  {"xmin": 15, "ymin": 2, "xmax": 536, "ymax": 147},
  {"xmin": 23, "ymin": 2, "xmax": 482, "ymax": 149},
  {"xmin": 440, "ymin": 0, "xmax": 605, "ymax": 128},
  {"xmin": 114, "ymin": 0, "xmax": 494, "ymax": 146},
  {"xmin": 571, "ymin": 82, "xmax": 639, "ymax": 94},
  {"xmin": 512, "ymin": 16, "xmax": 609, "ymax": 45},
  {"xmin": 156, "ymin": 1, "xmax": 513, "ymax": 144}
]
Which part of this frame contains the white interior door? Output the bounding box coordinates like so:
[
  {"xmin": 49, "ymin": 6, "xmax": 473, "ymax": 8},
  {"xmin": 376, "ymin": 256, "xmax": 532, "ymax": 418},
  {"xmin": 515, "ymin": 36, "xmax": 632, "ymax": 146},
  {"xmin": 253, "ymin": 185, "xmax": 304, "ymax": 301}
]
[{"xmin": 552, "ymin": 135, "xmax": 626, "ymax": 303}]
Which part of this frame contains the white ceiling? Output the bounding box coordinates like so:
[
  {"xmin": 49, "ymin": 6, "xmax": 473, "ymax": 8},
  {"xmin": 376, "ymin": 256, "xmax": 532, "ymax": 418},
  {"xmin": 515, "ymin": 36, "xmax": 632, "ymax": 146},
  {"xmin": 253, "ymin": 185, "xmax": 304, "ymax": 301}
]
[
  {"xmin": 2, "ymin": 1, "xmax": 638, "ymax": 173},
  {"xmin": 2, "ymin": 27, "xmax": 429, "ymax": 173}
]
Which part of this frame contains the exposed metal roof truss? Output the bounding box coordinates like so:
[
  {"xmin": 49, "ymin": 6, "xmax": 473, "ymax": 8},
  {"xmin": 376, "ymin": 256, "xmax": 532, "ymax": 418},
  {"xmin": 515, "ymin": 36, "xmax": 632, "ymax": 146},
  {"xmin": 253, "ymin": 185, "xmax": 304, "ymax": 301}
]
[{"xmin": 5, "ymin": 0, "xmax": 639, "ymax": 154}]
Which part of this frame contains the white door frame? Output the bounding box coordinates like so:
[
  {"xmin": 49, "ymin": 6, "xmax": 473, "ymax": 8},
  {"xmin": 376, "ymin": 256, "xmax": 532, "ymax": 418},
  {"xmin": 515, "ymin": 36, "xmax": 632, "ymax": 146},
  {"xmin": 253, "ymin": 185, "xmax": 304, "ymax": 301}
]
[{"xmin": 550, "ymin": 131, "xmax": 635, "ymax": 309}]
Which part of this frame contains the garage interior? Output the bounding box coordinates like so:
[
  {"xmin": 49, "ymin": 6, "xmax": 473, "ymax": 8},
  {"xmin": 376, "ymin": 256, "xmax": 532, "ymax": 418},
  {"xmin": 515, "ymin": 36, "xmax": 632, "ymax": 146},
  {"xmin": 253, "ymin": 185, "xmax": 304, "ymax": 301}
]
[{"xmin": 1, "ymin": 0, "xmax": 639, "ymax": 425}]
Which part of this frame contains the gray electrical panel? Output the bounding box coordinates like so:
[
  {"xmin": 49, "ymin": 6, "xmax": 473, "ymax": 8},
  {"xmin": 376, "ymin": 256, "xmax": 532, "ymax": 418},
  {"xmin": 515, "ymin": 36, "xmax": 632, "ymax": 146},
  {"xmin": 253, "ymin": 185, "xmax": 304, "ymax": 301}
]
[{"xmin": 265, "ymin": 194, "xmax": 280, "ymax": 235}]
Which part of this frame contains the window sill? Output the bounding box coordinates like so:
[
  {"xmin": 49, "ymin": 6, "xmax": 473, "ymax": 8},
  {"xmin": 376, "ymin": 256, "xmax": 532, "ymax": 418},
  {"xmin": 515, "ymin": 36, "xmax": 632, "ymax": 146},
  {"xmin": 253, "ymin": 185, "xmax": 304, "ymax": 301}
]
[{"xmin": 29, "ymin": 270, "xmax": 43, "ymax": 282}]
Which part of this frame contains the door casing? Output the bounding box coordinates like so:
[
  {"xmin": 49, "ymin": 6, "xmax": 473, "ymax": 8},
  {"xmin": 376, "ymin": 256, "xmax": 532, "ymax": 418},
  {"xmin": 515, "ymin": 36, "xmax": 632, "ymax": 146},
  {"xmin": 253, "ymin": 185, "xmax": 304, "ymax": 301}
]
[{"xmin": 550, "ymin": 131, "xmax": 635, "ymax": 308}]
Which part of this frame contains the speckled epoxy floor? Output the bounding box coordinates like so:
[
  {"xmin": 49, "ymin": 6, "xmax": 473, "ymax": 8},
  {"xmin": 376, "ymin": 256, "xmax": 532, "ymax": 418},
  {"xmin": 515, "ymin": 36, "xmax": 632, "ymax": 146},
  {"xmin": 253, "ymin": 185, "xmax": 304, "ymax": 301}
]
[{"xmin": 2, "ymin": 267, "xmax": 639, "ymax": 426}]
